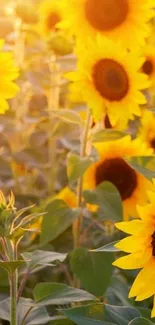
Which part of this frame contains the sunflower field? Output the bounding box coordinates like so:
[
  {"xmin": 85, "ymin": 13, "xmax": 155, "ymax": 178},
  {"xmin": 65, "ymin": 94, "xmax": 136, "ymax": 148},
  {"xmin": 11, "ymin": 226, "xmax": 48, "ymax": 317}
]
[{"xmin": 1, "ymin": 0, "xmax": 155, "ymax": 324}]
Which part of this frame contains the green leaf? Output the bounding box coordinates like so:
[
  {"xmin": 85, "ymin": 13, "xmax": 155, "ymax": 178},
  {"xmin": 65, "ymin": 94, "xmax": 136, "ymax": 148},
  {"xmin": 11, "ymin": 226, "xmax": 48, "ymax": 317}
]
[
  {"xmin": 136, "ymin": 308, "xmax": 152, "ymax": 321},
  {"xmin": 92, "ymin": 130, "xmax": 127, "ymax": 143},
  {"xmin": 104, "ymin": 305, "xmax": 141, "ymax": 325},
  {"xmin": 33, "ymin": 283, "xmax": 97, "ymax": 306},
  {"xmin": 83, "ymin": 182, "xmax": 123, "ymax": 221},
  {"xmin": 67, "ymin": 153, "xmax": 93, "ymax": 182},
  {"xmin": 0, "ymin": 297, "xmax": 51, "ymax": 324},
  {"xmin": 106, "ymin": 276, "xmax": 131, "ymax": 306},
  {"xmin": 92, "ymin": 241, "xmax": 120, "ymax": 252},
  {"xmin": 22, "ymin": 250, "xmax": 67, "ymax": 273},
  {"xmin": 18, "ymin": 298, "xmax": 51, "ymax": 325},
  {"xmin": 50, "ymin": 317, "xmax": 74, "ymax": 325},
  {"xmin": 52, "ymin": 109, "xmax": 82, "ymax": 125},
  {"xmin": 128, "ymin": 318, "xmax": 154, "ymax": 325},
  {"xmin": 40, "ymin": 199, "xmax": 81, "ymax": 244},
  {"xmin": 0, "ymin": 298, "xmax": 10, "ymax": 321},
  {"xmin": 126, "ymin": 156, "xmax": 155, "ymax": 181},
  {"xmin": 70, "ymin": 248, "xmax": 114, "ymax": 296},
  {"xmin": 0, "ymin": 260, "xmax": 26, "ymax": 274},
  {"xmin": 61, "ymin": 304, "xmax": 116, "ymax": 325}
]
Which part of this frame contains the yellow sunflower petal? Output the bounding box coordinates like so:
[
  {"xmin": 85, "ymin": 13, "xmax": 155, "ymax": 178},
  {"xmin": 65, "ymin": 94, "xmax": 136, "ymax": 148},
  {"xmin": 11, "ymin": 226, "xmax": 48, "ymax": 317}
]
[
  {"xmin": 57, "ymin": 186, "xmax": 76, "ymax": 208},
  {"xmin": 115, "ymin": 220, "xmax": 143, "ymax": 235},
  {"xmin": 67, "ymin": 36, "xmax": 150, "ymax": 124},
  {"xmin": 62, "ymin": 0, "xmax": 155, "ymax": 49},
  {"xmin": 113, "ymin": 251, "xmax": 151, "ymax": 270},
  {"xmin": 129, "ymin": 261, "xmax": 155, "ymax": 298},
  {"xmin": 115, "ymin": 235, "xmax": 149, "ymax": 253},
  {"xmin": 83, "ymin": 135, "xmax": 152, "ymax": 220},
  {"xmin": 151, "ymin": 296, "xmax": 155, "ymax": 318}
]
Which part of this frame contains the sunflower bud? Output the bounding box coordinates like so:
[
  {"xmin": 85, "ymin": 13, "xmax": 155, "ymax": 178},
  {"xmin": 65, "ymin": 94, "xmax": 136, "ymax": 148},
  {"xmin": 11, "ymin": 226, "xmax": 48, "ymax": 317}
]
[
  {"xmin": 0, "ymin": 191, "xmax": 15, "ymax": 237},
  {"xmin": 15, "ymin": 2, "xmax": 38, "ymax": 25},
  {"xmin": 48, "ymin": 34, "xmax": 74, "ymax": 56}
]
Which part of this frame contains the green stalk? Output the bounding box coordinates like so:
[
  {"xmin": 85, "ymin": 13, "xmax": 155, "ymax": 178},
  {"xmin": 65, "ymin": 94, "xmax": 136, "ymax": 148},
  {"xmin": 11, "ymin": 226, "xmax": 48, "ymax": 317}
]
[
  {"xmin": 48, "ymin": 54, "xmax": 61, "ymax": 195},
  {"xmin": 73, "ymin": 109, "xmax": 92, "ymax": 250},
  {"xmin": 10, "ymin": 273, "xmax": 17, "ymax": 325},
  {"xmin": 10, "ymin": 243, "xmax": 18, "ymax": 325}
]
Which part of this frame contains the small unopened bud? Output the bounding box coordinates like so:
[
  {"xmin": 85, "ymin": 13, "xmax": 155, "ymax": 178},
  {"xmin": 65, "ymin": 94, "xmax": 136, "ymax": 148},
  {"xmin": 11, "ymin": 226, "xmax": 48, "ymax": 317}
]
[
  {"xmin": 48, "ymin": 34, "xmax": 74, "ymax": 56},
  {"xmin": 0, "ymin": 191, "xmax": 16, "ymax": 237},
  {"xmin": 15, "ymin": 2, "xmax": 38, "ymax": 24}
]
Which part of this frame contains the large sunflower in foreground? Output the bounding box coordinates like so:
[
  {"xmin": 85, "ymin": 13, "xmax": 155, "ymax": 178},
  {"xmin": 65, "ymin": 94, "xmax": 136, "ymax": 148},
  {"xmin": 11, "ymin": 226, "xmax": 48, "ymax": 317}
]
[
  {"xmin": 113, "ymin": 190, "xmax": 155, "ymax": 317},
  {"xmin": 0, "ymin": 41, "xmax": 19, "ymax": 113},
  {"xmin": 141, "ymin": 44, "xmax": 155, "ymax": 88},
  {"xmin": 83, "ymin": 136, "xmax": 153, "ymax": 220},
  {"xmin": 68, "ymin": 37, "xmax": 149, "ymax": 125},
  {"xmin": 61, "ymin": 0, "xmax": 154, "ymax": 48},
  {"xmin": 138, "ymin": 110, "xmax": 155, "ymax": 152},
  {"xmin": 38, "ymin": 0, "xmax": 63, "ymax": 37}
]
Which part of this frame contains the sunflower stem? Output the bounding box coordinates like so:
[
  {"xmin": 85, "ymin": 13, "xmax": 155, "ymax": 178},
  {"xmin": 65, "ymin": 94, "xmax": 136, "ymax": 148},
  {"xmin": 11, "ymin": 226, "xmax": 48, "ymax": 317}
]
[
  {"xmin": 10, "ymin": 243, "xmax": 18, "ymax": 325},
  {"xmin": 48, "ymin": 54, "xmax": 61, "ymax": 195},
  {"xmin": 73, "ymin": 108, "xmax": 92, "ymax": 286}
]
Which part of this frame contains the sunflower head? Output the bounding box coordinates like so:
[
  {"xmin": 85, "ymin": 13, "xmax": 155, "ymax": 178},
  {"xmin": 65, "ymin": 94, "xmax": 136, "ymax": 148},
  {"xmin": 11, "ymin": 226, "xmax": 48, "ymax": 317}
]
[
  {"xmin": 62, "ymin": 0, "xmax": 154, "ymax": 48},
  {"xmin": 68, "ymin": 37, "xmax": 150, "ymax": 125},
  {"xmin": 141, "ymin": 44, "xmax": 155, "ymax": 88},
  {"xmin": 38, "ymin": 0, "xmax": 63, "ymax": 37},
  {"xmin": 138, "ymin": 110, "xmax": 155, "ymax": 151},
  {"xmin": 113, "ymin": 189, "xmax": 155, "ymax": 318},
  {"xmin": 83, "ymin": 135, "xmax": 153, "ymax": 220},
  {"xmin": 57, "ymin": 187, "xmax": 76, "ymax": 208},
  {"xmin": 0, "ymin": 40, "xmax": 19, "ymax": 113}
]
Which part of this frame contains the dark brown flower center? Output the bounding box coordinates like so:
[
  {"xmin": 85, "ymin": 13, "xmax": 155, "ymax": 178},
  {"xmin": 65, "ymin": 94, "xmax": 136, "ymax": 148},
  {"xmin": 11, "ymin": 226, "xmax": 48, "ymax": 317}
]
[
  {"xmin": 150, "ymin": 138, "xmax": 155, "ymax": 150},
  {"xmin": 92, "ymin": 59, "xmax": 129, "ymax": 101},
  {"xmin": 85, "ymin": 0, "xmax": 129, "ymax": 31},
  {"xmin": 151, "ymin": 231, "xmax": 155, "ymax": 256},
  {"xmin": 142, "ymin": 59, "xmax": 154, "ymax": 76},
  {"xmin": 46, "ymin": 12, "xmax": 61, "ymax": 31},
  {"xmin": 104, "ymin": 114, "xmax": 112, "ymax": 128},
  {"xmin": 91, "ymin": 120, "xmax": 96, "ymax": 128},
  {"xmin": 95, "ymin": 157, "xmax": 137, "ymax": 200}
]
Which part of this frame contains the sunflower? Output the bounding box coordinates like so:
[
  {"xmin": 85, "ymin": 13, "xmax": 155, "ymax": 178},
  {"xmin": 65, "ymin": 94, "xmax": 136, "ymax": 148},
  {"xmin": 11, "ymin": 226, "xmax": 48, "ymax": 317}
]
[
  {"xmin": 67, "ymin": 37, "xmax": 149, "ymax": 125},
  {"xmin": 141, "ymin": 44, "xmax": 155, "ymax": 88},
  {"xmin": 113, "ymin": 190, "xmax": 155, "ymax": 317},
  {"xmin": 57, "ymin": 186, "xmax": 76, "ymax": 208},
  {"xmin": 83, "ymin": 135, "xmax": 153, "ymax": 220},
  {"xmin": 29, "ymin": 187, "xmax": 76, "ymax": 241},
  {"xmin": 61, "ymin": 0, "xmax": 154, "ymax": 48},
  {"xmin": 138, "ymin": 109, "xmax": 155, "ymax": 152},
  {"xmin": 0, "ymin": 41, "xmax": 19, "ymax": 113},
  {"xmin": 38, "ymin": 0, "xmax": 63, "ymax": 37}
]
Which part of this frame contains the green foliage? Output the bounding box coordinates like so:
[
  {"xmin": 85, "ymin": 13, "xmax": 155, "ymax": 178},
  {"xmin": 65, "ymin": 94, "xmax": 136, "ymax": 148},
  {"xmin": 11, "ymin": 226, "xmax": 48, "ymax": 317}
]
[
  {"xmin": 52, "ymin": 110, "xmax": 83, "ymax": 125},
  {"xmin": 93, "ymin": 242, "xmax": 120, "ymax": 252},
  {"xmin": 40, "ymin": 199, "xmax": 81, "ymax": 244},
  {"xmin": 126, "ymin": 156, "xmax": 155, "ymax": 181},
  {"xmin": 0, "ymin": 297, "xmax": 52, "ymax": 324},
  {"xmin": 83, "ymin": 181, "xmax": 123, "ymax": 221},
  {"xmin": 104, "ymin": 305, "xmax": 141, "ymax": 325},
  {"xmin": 22, "ymin": 250, "xmax": 67, "ymax": 273},
  {"xmin": 128, "ymin": 318, "xmax": 154, "ymax": 325},
  {"xmin": 50, "ymin": 317, "xmax": 74, "ymax": 325},
  {"xmin": 70, "ymin": 248, "xmax": 114, "ymax": 296},
  {"xmin": 92, "ymin": 130, "xmax": 127, "ymax": 143},
  {"xmin": 0, "ymin": 261, "xmax": 26, "ymax": 274},
  {"xmin": 33, "ymin": 283, "xmax": 97, "ymax": 306},
  {"xmin": 61, "ymin": 303, "xmax": 115, "ymax": 325},
  {"xmin": 67, "ymin": 153, "xmax": 93, "ymax": 183}
]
